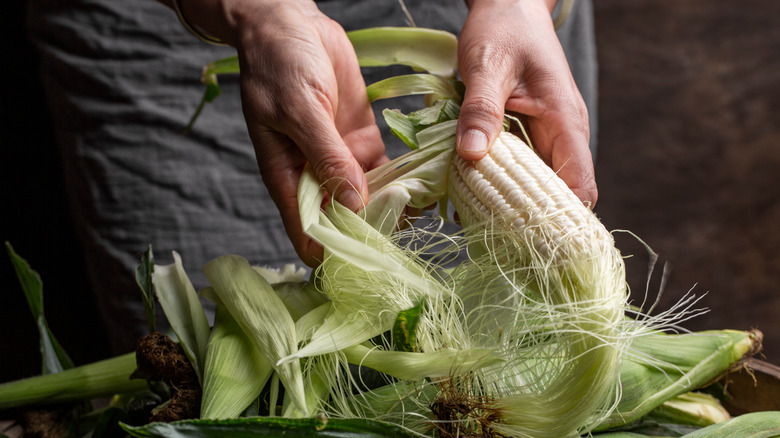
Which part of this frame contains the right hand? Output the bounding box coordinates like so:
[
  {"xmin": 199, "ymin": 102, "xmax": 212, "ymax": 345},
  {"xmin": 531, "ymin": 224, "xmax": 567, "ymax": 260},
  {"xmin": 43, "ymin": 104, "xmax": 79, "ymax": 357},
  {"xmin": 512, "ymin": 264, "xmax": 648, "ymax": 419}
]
[{"xmin": 175, "ymin": 0, "xmax": 388, "ymax": 266}]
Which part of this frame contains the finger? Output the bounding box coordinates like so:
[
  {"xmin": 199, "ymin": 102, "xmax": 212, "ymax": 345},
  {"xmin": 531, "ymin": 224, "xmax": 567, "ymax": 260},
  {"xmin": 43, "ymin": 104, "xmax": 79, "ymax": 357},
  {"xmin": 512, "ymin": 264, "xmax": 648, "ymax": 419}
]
[
  {"xmin": 525, "ymin": 111, "xmax": 598, "ymax": 207},
  {"xmin": 252, "ymin": 128, "xmax": 324, "ymax": 267},
  {"xmin": 286, "ymin": 98, "xmax": 370, "ymax": 213},
  {"xmin": 504, "ymin": 65, "xmax": 596, "ymax": 206},
  {"xmin": 456, "ymin": 73, "xmax": 512, "ymax": 162},
  {"xmin": 320, "ymin": 21, "xmax": 387, "ymax": 170}
]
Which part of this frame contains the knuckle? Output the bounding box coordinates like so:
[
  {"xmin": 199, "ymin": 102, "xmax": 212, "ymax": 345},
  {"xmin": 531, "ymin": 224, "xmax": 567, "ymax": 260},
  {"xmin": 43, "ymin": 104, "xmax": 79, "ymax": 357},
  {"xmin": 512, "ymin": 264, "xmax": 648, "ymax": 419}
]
[
  {"xmin": 460, "ymin": 96, "xmax": 505, "ymax": 123},
  {"xmin": 311, "ymin": 153, "xmax": 353, "ymax": 186}
]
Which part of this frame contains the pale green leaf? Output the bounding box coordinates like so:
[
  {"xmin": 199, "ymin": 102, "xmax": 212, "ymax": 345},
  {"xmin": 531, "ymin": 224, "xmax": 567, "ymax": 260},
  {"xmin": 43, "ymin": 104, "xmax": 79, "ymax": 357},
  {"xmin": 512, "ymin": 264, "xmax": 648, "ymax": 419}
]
[
  {"xmin": 382, "ymin": 109, "xmax": 419, "ymax": 150},
  {"xmin": 366, "ymin": 74, "xmax": 460, "ymax": 102},
  {"xmin": 153, "ymin": 251, "xmax": 211, "ymax": 382},
  {"xmin": 203, "ymin": 254, "xmax": 307, "ymax": 415},
  {"xmin": 343, "ymin": 344, "xmax": 502, "ymax": 381},
  {"xmin": 201, "ymin": 305, "xmax": 273, "ymax": 419},
  {"xmin": 347, "ymin": 27, "xmax": 458, "ymax": 77},
  {"xmin": 283, "ymin": 308, "xmax": 394, "ymax": 363},
  {"xmin": 294, "ymin": 302, "xmax": 331, "ymax": 342},
  {"xmin": 6, "ymin": 242, "xmax": 74, "ymax": 375},
  {"xmin": 272, "ymin": 281, "xmax": 329, "ymax": 322}
]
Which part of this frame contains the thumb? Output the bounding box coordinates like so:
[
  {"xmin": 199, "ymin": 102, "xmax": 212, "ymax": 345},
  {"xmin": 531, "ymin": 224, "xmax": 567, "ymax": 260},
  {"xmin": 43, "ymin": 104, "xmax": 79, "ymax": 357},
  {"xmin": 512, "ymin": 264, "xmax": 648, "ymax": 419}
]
[{"xmin": 456, "ymin": 78, "xmax": 509, "ymax": 161}]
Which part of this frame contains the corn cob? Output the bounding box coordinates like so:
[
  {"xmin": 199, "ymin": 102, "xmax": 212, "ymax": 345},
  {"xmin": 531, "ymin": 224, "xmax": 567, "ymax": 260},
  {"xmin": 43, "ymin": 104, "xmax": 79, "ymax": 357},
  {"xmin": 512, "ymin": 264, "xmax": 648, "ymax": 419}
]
[
  {"xmin": 444, "ymin": 131, "xmax": 628, "ymax": 437},
  {"xmin": 448, "ymin": 131, "xmax": 606, "ymax": 263}
]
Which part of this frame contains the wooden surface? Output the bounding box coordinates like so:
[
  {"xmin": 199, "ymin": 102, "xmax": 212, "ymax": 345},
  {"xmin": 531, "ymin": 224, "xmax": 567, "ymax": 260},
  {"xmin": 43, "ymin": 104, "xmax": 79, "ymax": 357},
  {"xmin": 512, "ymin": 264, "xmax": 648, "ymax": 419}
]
[{"xmin": 593, "ymin": 1, "xmax": 780, "ymax": 363}]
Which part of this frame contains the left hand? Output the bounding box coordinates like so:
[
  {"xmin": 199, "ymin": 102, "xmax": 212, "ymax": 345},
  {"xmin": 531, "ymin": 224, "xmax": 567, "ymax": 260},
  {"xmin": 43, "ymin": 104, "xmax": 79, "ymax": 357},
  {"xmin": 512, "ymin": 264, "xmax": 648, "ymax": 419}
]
[{"xmin": 456, "ymin": 0, "xmax": 597, "ymax": 206}]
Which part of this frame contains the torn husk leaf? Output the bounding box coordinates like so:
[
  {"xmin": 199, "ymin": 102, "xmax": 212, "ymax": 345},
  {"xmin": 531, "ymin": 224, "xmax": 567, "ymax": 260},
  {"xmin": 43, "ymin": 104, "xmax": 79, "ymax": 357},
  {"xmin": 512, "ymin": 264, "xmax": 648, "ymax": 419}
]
[
  {"xmin": 204, "ymin": 254, "xmax": 307, "ymax": 416},
  {"xmin": 200, "ymin": 305, "xmax": 273, "ymax": 419}
]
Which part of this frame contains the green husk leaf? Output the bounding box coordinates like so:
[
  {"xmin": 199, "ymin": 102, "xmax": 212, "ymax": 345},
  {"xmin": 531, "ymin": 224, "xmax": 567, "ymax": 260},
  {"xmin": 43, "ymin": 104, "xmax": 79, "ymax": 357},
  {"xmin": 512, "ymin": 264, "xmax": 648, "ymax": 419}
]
[
  {"xmin": 382, "ymin": 108, "xmax": 419, "ymax": 150},
  {"xmin": 380, "ymin": 100, "xmax": 461, "ymax": 153},
  {"xmin": 152, "ymin": 251, "xmax": 211, "ymax": 383},
  {"xmin": 392, "ymin": 302, "xmax": 425, "ymax": 352},
  {"xmin": 200, "ymin": 56, "xmax": 239, "ymax": 79},
  {"xmin": 5, "ymin": 241, "xmax": 74, "ymax": 374},
  {"xmin": 592, "ymin": 432, "xmax": 677, "ymax": 437},
  {"xmin": 121, "ymin": 416, "xmax": 417, "ymax": 438},
  {"xmin": 200, "ymin": 305, "xmax": 273, "ymax": 419},
  {"xmin": 366, "ymin": 74, "xmax": 460, "ymax": 102},
  {"xmin": 407, "ymin": 98, "xmax": 461, "ymax": 127},
  {"xmin": 347, "ymin": 27, "xmax": 458, "ymax": 77},
  {"xmin": 0, "ymin": 353, "xmax": 146, "ymax": 410},
  {"xmin": 203, "ymin": 254, "xmax": 307, "ymax": 415},
  {"xmin": 295, "ymin": 302, "xmax": 332, "ymax": 342},
  {"xmin": 285, "ymin": 308, "xmax": 393, "ymax": 363},
  {"xmin": 298, "ymin": 168, "xmax": 437, "ymax": 289},
  {"xmin": 343, "ymin": 344, "xmax": 502, "ymax": 381},
  {"xmin": 596, "ymin": 329, "xmax": 757, "ymax": 431},
  {"xmin": 271, "ymin": 281, "xmax": 329, "ymax": 322},
  {"xmin": 362, "ymin": 120, "xmax": 456, "ymax": 233},
  {"xmin": 677, "ymin": 411, "xmax": 780, "ymax": 438},
  {"xmin": 647, "ymin": 392, "xmax": 731, "ymax": 428},
  {"xmin": 280, "ymin": 372, "xmax": 329, "ymax": 419},
  {"xmin": 135, "ymin": 245, "xmax": 156, "ymax": 334},
  {"xmin": 284, "ymin": 182, "xmax": 453, "ymax": 362}
]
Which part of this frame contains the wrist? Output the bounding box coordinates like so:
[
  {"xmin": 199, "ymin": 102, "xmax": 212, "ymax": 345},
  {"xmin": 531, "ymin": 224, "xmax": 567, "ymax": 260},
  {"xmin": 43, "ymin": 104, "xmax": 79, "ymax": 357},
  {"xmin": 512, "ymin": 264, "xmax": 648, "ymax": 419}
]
[
  {"xmin": 168, "ymin": 0, "xmax": 312, "ymax": 47},
  {"xmin": 466, "ymin": 0, "xmax": 558, "ymax": 14},
  {"xmin": 223, "ymin": 0, "xmax": 320, "ymax": 49},
  {"xmin": 167, "ymin": 0, "xmax": 235, "ymax": 45}
]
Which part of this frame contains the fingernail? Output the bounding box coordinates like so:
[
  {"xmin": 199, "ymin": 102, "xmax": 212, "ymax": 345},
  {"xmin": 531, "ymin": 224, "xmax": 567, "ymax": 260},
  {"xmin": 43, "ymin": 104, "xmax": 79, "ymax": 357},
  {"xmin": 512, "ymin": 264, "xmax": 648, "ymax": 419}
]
[
  {"xmin": 458, "ymin": 129, "xmax": 488, "ymax": 155},
  {"xmin": 336, "ymin": 182, "xmax": 364, "ymax": 211}
]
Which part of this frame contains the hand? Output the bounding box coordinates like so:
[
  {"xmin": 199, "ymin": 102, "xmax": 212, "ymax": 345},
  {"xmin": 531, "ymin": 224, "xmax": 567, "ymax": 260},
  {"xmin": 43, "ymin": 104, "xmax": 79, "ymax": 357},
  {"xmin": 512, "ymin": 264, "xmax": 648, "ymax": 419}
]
[
  {"xmin": 456, "ymin": 0, "xmax": 597, "ymax": 206},
  {"xmin": 171, "ymin": 0, "xmax": 387, "ymax": 266}
]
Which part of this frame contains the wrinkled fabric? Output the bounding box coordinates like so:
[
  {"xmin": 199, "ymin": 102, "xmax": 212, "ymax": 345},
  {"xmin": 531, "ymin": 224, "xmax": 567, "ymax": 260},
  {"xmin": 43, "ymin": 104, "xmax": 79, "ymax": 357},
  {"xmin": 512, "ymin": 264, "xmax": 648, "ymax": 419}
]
[{"xmin": 27, "ymin": 0, "xmax": 596, "ymax": 354}]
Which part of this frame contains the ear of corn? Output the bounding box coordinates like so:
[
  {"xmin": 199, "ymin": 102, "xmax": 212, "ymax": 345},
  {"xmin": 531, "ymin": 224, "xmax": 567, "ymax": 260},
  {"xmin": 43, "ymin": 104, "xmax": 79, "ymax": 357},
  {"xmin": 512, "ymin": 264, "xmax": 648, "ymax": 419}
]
[
  {"xmin": 435, "ymin": 131, "xmax": 627, "ymax": 437},
  {"xmin": 596, "ymin": 329, "xmax": 759, "ymax": 431},
  {"xmin": 284, "ymin": 100, "xmax": 630, "ymax": 437}
]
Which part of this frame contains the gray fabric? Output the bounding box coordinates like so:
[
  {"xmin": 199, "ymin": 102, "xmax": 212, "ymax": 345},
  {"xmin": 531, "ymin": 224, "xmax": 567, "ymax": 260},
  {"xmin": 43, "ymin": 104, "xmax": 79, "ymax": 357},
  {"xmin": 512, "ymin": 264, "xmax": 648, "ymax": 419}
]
[
  {"xmin": 27, "ymin": 0, "xmax": 596, "ymax": 354},
  {"xmin": 555, "ymin": 0, "xmax": 599, "ymax": 157}
]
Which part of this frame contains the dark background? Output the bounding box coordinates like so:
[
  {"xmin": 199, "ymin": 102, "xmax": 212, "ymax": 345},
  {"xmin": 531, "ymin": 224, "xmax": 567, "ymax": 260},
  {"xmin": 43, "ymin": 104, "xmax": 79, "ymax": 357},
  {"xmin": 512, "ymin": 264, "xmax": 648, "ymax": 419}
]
[
  {"xmin": 594, "ymin": 0, "xmax": 780, "ymax": 364},
  {"xmin": 2, "ymin": 1, "xmax": 778, "ymax": 381}
]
